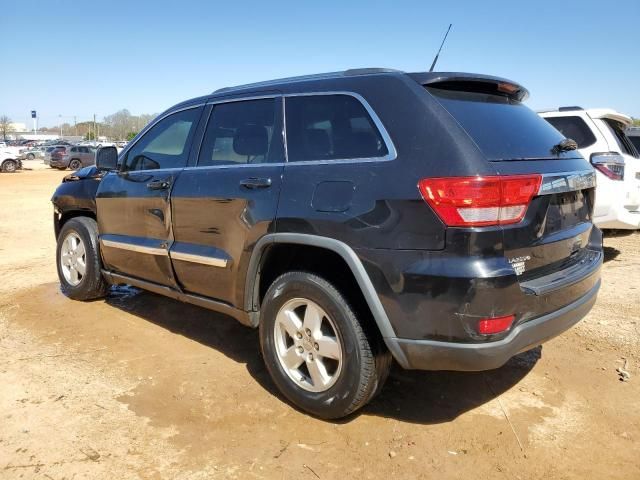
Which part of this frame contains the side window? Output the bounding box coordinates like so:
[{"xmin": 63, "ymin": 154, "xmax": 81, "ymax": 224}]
[
  {"xmin": 70, "ymin": 147, "xmax": 77, "ymax": 153},
  {"xmin": 124, "ymin": 108, "xmax": 199, "ymax": 171},
  {"xmin": 544, "ymin": 116, "xmax": 597, "ymax": 149},
  {"xmin": 285, "ymin": 94, "xmax": 389, "ymax": 162},
  {"xmin": 603, "ymin": 119, "xmax": 639, "ymax": 159},
  {"xmin": 197, "ymin": 98, "xmax": 278, "ymax": 167}
]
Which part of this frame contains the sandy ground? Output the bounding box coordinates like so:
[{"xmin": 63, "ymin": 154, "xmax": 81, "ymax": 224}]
[{"xmin": 0, "ymin": 169, "xmax": 639, "ymax": 479}]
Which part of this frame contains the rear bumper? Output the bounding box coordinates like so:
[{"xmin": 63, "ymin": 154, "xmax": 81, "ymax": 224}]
[{"xmin": 387, "ymin": 279, "xmax": 599, "ymax": 371}]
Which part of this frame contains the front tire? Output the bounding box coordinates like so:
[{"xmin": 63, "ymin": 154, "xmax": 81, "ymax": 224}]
[
  {"xmin": 1, "ymin": 160, "xmax": 17, "ymax": 173},
  {"xmin": 260, "ymin": 271, "xmax": 391, "ymax": 419},
  {"xmin": 56, "ymin": 217, "xmax": 109, "ymax": 300}
]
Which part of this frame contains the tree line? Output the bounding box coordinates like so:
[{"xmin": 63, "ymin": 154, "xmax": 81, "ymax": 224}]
[{"xmin": 1, "ymin": 109, "xmax": 158, "ymax": 141}]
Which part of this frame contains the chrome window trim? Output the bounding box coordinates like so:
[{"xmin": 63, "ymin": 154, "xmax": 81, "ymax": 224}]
[
  {"xmin": 538, "ymin": 169, "xmax": 597, "ymax": 195},
  {"xmin": 170, "ymin": 251, "xmax": 228, "ymax": 268},
  {"xmin": 119, "ymin": 104, "xmax": 205, "ymax": 172},
  {"xmin": 184, "ymin": 163, "xmax": 285, "ymax": 171},
  {"xmin": 101, "ymin": 239, "xmax": 167, "ymax": 256},
  {"xmin": 205, "ymin": 94, "xmax": 281, "ymax": 106},
  {"xmin": 282, "ymin": 91, "xmax": 397, "ymax": 165}
]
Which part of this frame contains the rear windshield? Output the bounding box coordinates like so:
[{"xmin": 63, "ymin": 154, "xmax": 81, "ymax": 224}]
[
  {"xmin": 426, "ymin": 87, "xmax": 574, "ymax": 161},
  {"xmin": 544, "ymin": 116, "xmax": 597, "ymax": 148}
]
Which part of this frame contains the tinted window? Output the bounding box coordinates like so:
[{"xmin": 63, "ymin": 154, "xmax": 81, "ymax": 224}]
[
  {"xmin": 198, "ymin": 98, "xmax": 278, "ymax": 167},
  {"xmin": 427, "ymin": 88, "xmax": 572, "ymax": 160},
  {"xmin": 285, "ymin": 94, "xmax": 388, "ymax": 162},
  {"xmin": 124, "ymin": 108, "xmax": 199, "ymax": 171},
  {"xmin": 629, "ymin": 135, "xmax": 640, "ymax": 152},
  {"xmin": 603, "ymin": 119, "xmax": 639, "ymax": 158},
  {"xmin": 544, "ymin": 116, "xmax": 597, "ymax": 148}
]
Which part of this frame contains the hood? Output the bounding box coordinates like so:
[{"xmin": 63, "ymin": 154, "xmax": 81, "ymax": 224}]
[{"xmin": 62, "ymin": 166, "xmax": 104, "ymax": 182}]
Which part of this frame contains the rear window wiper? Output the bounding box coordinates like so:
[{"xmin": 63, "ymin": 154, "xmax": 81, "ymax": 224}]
[{"xmin": 551, "ymin": 138, "xmax": 578, "ymax": 154}]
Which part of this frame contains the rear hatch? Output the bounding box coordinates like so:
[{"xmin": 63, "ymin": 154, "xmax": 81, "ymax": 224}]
[{"xmin": 418, "ymin": 75, "xmax": 600, "ymax": 297}]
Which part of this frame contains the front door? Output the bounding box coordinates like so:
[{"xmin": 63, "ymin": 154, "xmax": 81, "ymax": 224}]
[
  {"xmin": 96, "ymin": 106, "xmax": 203, "ymax": 286},
  {"xmin": 170, "ymin": 96, "xmax": 284, "ymax": 306}
]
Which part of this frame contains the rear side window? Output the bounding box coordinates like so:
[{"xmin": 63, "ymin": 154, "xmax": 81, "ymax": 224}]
[
  {"xmin": 427, "ymin": 88, "xmax": 570, "ymax": 161},
  {"xmin": 198, "ymin": 98, "xmax": 278, "ymax": 167},
  {"xmin": 124, "ymin": 108, "xmax": 199, "ymax": 171},
  {"xmin": 629, "ymin": 135, "xmax": 640, "ymax": 152},
  {"xmin": 603, "ymin": 119, "xmax": 639, "ymax": 158},
  {"xmin": 285, "ymin": 94, "xmax": 389, "ymax": 162},
  {"xmin": 544, "ymin": 116, "xmax": 597, "ymax": 148}
]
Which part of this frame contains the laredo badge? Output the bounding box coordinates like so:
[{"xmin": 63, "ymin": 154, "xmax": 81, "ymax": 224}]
[{"xmin": 509, "ymin": 255, "xmax": 531, "ymax": 276}]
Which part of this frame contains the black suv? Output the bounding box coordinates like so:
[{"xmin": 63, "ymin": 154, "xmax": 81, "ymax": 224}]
[{"xmin": 52, "ymin": 69, "xmax": 602, "ymax": 419}]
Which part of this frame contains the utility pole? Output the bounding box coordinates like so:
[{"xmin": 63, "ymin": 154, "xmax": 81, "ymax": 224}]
[
  {"xmin": 74, "ymin": 116, "xmax": 77, "ymax": 137},
  {"xmin": 93, "ymin": 114, "xmax": 96, "ymax": 141},
  {"xmin": 59, "ymin": 114, "xmax": 63, "ymax": 138}
]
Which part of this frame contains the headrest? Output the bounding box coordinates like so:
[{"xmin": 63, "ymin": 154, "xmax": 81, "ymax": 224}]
[
  {"xmin": 233, "ymin": 124, "xmax": 268, "ymax": 156},
  {"xmin": 305, "ymin": 128, "xmax": 331, "ymax": 158}
]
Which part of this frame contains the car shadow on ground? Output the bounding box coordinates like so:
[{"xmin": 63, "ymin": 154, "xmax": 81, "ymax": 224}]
[
  {"xmin": 105, "ymin": 286, "xmax": 539, "ymax": 425},
  {"xmin": 603, "ymin": 246, "xmax": 621, "ymax": 262}
]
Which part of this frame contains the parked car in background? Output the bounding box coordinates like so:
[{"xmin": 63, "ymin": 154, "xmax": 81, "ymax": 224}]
[
  {"xmin": 1, "ymin": 151, "xmax": 22, "ymax": 173},
  {"xmin": 540, "ymin": 107, "xmax": 640, "ymax": 229},
  {"xmin": 627, "ymin": 126, "xmax": 640, "ymax": 152},
  {"xmin": 52, "ymin": 69, "xmax": 602, "ymax": 419},
  {"xmin": 20, "ymin": 146, "xmax": 46, "ymax": 160},
  {"xmin": 50, "ymin": 145, "xmax": 96, "ymax": 170}
]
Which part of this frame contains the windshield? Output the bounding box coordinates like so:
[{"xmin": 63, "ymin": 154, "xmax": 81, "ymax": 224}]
[{"xmin": 427, "ymin": 87, "xmax": 578, "ymax": 161}]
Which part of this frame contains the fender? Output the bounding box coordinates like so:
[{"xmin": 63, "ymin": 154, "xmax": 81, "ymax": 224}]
[{"xmin": 243, "ymin": 233, "xmax": 409, "ymax": 366}]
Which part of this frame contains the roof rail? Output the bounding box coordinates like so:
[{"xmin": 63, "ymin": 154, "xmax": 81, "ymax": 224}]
[
  {"xmin": 213, "ymin": 68, "xmax": 401, "ymax": 94},
  {"xmin": 558, "ymin": 106, "xmax": 584, "ymax": 112}
]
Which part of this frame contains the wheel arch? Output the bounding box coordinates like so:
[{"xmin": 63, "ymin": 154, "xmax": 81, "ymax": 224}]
[
  {"xmin": 244, "ymin": 234, "xmax": 402, "ymax": 358},
  {"xmin": 54, "ymin": 209, "xmax": 97, "ymax": 239}
]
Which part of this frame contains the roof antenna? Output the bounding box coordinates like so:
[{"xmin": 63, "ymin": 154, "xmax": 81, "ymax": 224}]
[{"xmin": 429, "ymin": 24, "xmax": 453, "ymax": 72}]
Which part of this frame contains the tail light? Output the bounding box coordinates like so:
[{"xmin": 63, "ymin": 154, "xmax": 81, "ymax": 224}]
[
  {"xmin": 591, "ymin": 152, "xmax": 624, "ymax": 181},
  {"xmin": 478, "ymin": 314, "xmax": 515, "ymax": 335},
  {"xmin": 418, "ymin": 175, "xmax": 542, "ymax": 227}
]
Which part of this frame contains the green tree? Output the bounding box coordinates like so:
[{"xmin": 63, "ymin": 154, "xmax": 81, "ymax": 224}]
[
  {"xmin": 85, "ymin": 131, "xmax": 96, "ymax": 140},
  {"xmin": 633, "ymin": 117, "xmax": 640, "ymax": 126},
  {"xmin": 126, "ymin": 131, "xmax": 138, "ymax": 141}
]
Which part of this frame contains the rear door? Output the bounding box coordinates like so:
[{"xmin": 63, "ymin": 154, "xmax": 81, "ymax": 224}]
[
  {"xmin": 96, "ymin": 106, "xmax": 203, "ymax": 286},
  {"xmin": 169, "ymin": 96, "xmax": 285, "ymax": 305}
]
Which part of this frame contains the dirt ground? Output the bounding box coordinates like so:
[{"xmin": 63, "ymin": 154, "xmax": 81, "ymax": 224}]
[{"xmin": 1, "ymin": 168, "xmax": 639, "ymax": 480}]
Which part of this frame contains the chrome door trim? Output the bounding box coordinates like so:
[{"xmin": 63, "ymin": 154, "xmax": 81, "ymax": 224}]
[
  {"xmin": 538, "ymin": 170, "xmax": 596, "ymax": 195},
  {"xmin": 170, "ymin": 251, "xmax": 228, "ymax": 268},
  {"xmin": 101, "ymin": 239, "xmax": 167, "ymax": 256}
]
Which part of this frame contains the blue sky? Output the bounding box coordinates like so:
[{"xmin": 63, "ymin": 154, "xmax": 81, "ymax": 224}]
[{"xmin": 1, "ymin": 0, "xmax": 639, "ymax": 127}]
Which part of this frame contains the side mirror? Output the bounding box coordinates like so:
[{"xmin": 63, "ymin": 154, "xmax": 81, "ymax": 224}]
[{"xmin": 96, "ymin": 146, "xmax": 119, "ymax": 171}]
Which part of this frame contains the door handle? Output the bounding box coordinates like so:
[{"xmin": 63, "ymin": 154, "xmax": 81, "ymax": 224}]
[
  {"xmin": 147, "ymin": 179, "xmax": 171, "ymax": 190},
  {"xmin": 240, "ymin": 177, "xmax": 272, "ymax": 189}
]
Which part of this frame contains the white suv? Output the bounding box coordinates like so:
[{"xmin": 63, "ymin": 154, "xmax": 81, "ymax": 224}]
[{"xmin": 540, "ymin": 107, "xmax": 640, "ymax": 229}]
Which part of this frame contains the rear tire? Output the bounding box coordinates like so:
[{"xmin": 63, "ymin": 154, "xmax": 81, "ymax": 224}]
[
  {"xmin": 26, "ymin": 153, "xmax": 35, "ymax": 160},
  {"xmin": 259, "ymin": 271, "xmax": 391, "ymax": 419},
  {"xmin": 56, "ymin": 217, "xmax": 109, "ymax": 300},
  {"xmin": 1, "ymin": 160, "xmax": 17, "ymax": 173}
]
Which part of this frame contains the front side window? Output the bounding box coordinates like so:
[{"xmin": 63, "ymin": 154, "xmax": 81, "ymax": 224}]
[
  {"xmin": 124, "ymin": 108, "xmax": 200, "ymax": 171},
  {"xmin": 198, "ymin": 98, "xmax": 278, "ymax": 167},
  {"xmin": 285, "ymin": 94, "xmax": 389, "ymax": 162},
  {"xmin": 544, "ymin": 116, "xmax": 597, "ymax": 149}
]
